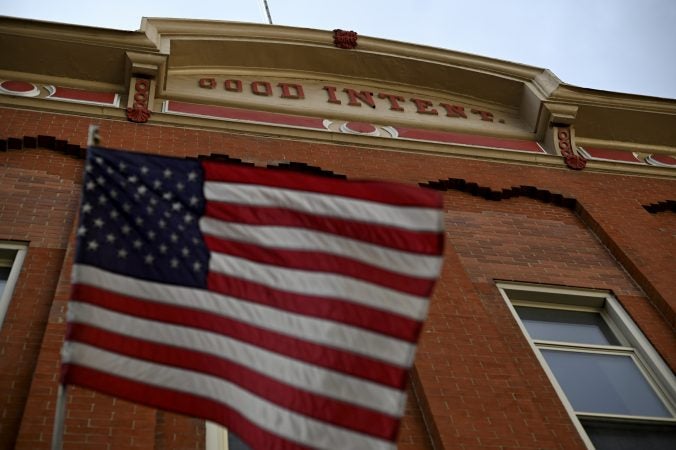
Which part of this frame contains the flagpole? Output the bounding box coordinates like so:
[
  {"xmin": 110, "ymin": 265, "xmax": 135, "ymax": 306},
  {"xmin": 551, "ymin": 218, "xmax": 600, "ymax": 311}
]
[
  {"xmin": 51, "ymin": 383, "xmax": 68, "ymax": 450},
  {"xmin": 87, "ymin": 124, "xmax": 100, "ymax": 147},
  {"xmin": 50, "ymin": 124, "xmax": 95, "ymax": 450}
]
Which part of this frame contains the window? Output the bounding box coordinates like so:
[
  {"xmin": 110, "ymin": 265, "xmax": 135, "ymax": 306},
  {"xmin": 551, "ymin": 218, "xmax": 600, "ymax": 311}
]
[
  {"xmin": 0, "ymin": 242, "xmax": 27, "ymax": 330},
  {"xmin": 206, "ymin": 422, "xmax": 250, "ymax": 450},
  {"xmin": 498, "ymin": 283, "xmax": 676, "ymax": 450}
]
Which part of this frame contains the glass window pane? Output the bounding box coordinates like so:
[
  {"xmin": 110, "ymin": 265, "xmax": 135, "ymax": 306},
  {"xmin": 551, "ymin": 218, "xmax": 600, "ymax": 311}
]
[
  {"xmin": 229, "ymin": 432, "xmax": 251, "ymax": 450},
  {"xmin": 541, "ymin": 349, "xmax": 671, "ymax": 417},
  {"xmin": 582, "ymin": 419, "xmax": 676, "ymax": 450},
  {"xmin": 515, "ymin": 306, "xmax": 619, "ymax": 345},
  {"xmin": 0, "ymin": 267, "xmax": 11, "ymax": 298}
]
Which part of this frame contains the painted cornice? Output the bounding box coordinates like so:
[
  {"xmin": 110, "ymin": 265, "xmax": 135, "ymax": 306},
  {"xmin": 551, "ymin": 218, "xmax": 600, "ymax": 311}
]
[
  {"xmin": 0, "ymin": 16, "xmax": 156, "ymax": 51},
  {"xmin": 0, "ymin": 16, "xmax": 674, "ymax": 164}
]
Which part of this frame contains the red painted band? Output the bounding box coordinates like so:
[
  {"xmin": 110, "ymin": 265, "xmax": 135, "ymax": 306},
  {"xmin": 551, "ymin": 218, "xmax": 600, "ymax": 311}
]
[
  {"xmin": 165, "ymin": 100, "xmax": 326, "ymax": 129},
  {"xmin": 396, "ymin": 127, "xmax": 543, "ymax": 153}
]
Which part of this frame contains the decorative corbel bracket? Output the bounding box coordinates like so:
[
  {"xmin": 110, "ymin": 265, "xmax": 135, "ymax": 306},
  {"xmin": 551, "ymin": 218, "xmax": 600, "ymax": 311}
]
[
  {"xmin": 555, "ymin": 125, "xmax": 586, "ymax": 170},
  {"xmin": 541, "ymin": 103, "xmax": 586, "ymax": 170},
  {"xmin": 546, "ymin": 102, "xmax": 578, "ymax": 126},
  {"xmin": 124, "ymin": 52, "xmax": 167, "ymax": 123}
]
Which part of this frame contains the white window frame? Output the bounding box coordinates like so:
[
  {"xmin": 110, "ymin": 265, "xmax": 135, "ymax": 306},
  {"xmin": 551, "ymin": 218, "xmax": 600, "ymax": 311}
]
[
  {"xmin": 0, "ymin": 241, "xmax": 28, "ymax": 330},
  {"xmin": 206, "ymin": 422, "xmax": 230, "ymax": 450},
  {"xmin": 497, "ymin": 282, "xmax": 676, "ymax": 449},
  {"xmin": 206, "ymin": 422, "xmax": 252, "ymax": 450}
]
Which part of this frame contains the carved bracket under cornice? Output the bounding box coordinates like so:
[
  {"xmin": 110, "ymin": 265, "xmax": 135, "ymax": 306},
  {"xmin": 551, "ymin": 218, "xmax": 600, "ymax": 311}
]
[
  {"xmin": 554, "ymin": 125, "xmax": 586, "ymax": 170},
  {"xmin": 537, "ymin": 102, "xmax": 586, "ymax": 169},
  {"xmin": 126, "ymin": 77, "xmax": 153, "ymax": 123},
  {"xmin": 125, "ymin": 51, "xmax": 167, "ymax": 86},
  {"xmin": 544, "ymin": 102, "xmax": 578, "ymax": 126},
  {"xmin": 125, "ymin": 52, "xmax": 166, "ymax": 124}
]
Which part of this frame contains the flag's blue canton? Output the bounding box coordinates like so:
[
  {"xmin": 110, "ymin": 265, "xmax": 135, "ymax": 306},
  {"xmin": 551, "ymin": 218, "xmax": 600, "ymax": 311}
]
[{"xmin": 75, "ymin": 148, "xmax": 209, "ymax": 288}]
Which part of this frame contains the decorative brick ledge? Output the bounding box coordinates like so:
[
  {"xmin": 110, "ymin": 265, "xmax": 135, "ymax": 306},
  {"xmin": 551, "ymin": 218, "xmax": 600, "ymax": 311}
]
[
  {"xmin": 421, "ymin": 178, "xmax": 577, "ymax": 209},
  {"xmin": 0, "ymin": 135, "xmax": 86, "ymax": 158},
  {"xmin": 1, "ymin": 135, "xmax": 347, "ymax": 179},
  {"xmin": 643, "ymin": 200, "xmax": 676, "ymax": 214}
]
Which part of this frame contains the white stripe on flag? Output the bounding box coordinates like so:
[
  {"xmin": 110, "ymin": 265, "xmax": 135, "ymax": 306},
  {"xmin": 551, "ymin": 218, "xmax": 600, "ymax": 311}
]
[
  {"xmin": 63, "ymin": 342, "xmax": 397, "ymax": 450},
  {"xmin": 200, "ymin": 217, "xmax": 443, "ymax": 278},
  {"xmin": 204, "ymin": 182, "xmax": 443, "ymax": 232},
  {"xmin": 73, "ymin": 265, "xmax": 417, "ymax": 366},
  {"xmin": 66, "ymin": 302, "xmax": 407, "ymax": 416},
  {"xmin": 208, "ymin": 252, "xmax": 430, "ymax": 320}
]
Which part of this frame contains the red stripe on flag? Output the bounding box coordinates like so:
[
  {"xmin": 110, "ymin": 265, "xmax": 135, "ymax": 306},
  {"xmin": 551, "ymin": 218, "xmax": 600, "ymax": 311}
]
[
  {"xmin": 204, "ymin": 201, "xmax": 443, "ymax": 254},
  {"xmin": 72, "ymin": 283, "xmax": 409, "ymax": 388},
  {"xmin": 202, "ymin": 162, "xmax": 443, "ymax": 208},
  {"xmin": 67, "ymin": 324, "xmax": 401, "ymax": 439},
  {"xmin": 207, "ymin": 272, "xmax": 423, "ymax": 342},
  {"xmin": 62, "ymin": 364, "xmax": 311, "ymax": 450},
  {"xmin": 204, "ymin": 234, "xmax": 435, "ymax": 296}
]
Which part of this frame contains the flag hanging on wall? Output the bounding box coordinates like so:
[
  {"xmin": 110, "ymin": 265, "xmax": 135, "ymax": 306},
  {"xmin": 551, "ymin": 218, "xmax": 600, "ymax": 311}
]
[{"xmin": 61, "ymin": 147, "xmax": 445, "ymax": 450}]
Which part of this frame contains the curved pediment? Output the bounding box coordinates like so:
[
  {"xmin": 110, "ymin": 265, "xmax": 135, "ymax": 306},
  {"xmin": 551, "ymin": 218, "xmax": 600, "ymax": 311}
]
[
  {"xmin": 148, "ymin": 21, "xmax": 541, "ymax": 109},
  {"xmin": 143, "ymin": 18, "xmax": 554, "ymax": 142}
]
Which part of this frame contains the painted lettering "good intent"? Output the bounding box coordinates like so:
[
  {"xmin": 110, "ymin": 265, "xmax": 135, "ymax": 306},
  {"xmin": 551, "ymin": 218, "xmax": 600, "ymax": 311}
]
[{"xmin": 198, "ymin": 78, "xmax": 499, "ymax": 122}]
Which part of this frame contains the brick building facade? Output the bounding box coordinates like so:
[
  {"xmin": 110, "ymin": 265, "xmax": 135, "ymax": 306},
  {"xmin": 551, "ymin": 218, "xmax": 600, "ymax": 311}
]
[{"xmin": 0, "ymin": 16, "xmax": 674, "ymax": 450}]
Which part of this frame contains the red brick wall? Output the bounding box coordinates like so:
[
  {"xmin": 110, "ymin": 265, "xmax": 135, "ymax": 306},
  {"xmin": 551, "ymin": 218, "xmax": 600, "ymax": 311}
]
[
  {"xmin": 1, "ymin": 107, "xmax": 674, "ymax": 449},
  {"xmin": 154, "ymin": 412, "xmax": 205, "ymax": 450},
  {"xmin": 398, "ymin": 384, "xmax": 434, "ymax": 450},
  {"xmin": 0, "ymin": 247, "xmax": 64, "ymax": 449},
  {"xmin": 416, "ymin": 190, "xmax": 673, "ymax": 449},
  {"xmin": 0, "ymin": 144, "xmax": 82, "ymax": 449}
]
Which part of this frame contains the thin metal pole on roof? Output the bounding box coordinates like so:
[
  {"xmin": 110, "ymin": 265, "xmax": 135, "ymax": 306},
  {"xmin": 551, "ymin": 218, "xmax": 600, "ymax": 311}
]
[{"xmin": 262, "ymin": 0, "xmax": 274, "ymax": 24}]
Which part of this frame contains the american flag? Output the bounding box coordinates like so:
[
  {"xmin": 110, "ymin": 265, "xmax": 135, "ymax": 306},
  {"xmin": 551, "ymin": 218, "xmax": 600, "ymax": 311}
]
[{"xmin": 62, "ymin": 147, "xmax": 445, "ymax": 450}]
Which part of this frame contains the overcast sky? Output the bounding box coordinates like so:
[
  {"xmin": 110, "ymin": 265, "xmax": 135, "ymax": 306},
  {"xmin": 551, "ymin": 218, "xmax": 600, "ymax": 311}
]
[{"xmin": 2, "ymin": 0, "xmax": 675, "ymax": 99}]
